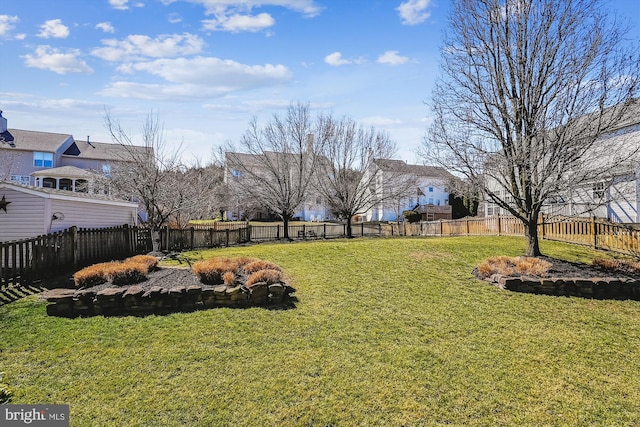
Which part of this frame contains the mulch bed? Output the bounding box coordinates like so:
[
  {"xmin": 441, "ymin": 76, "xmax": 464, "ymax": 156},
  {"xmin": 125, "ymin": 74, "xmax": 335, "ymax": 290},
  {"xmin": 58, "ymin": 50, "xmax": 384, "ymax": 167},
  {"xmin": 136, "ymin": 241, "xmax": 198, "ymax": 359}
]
[
  {"xmin": 538, "ymin": 256, "xmax": 640, "ymax": 280},
  {"xmin": 74, "ymin": 267, "xmax": 203, "ymax": 293}
]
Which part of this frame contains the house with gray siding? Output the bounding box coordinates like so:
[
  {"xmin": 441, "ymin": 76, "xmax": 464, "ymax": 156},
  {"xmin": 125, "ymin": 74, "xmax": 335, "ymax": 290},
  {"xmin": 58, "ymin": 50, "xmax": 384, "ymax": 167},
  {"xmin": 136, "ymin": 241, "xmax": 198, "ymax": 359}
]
[{"xmin": 0, "ymin": 111, "xmax": 150, "ymax": 193}]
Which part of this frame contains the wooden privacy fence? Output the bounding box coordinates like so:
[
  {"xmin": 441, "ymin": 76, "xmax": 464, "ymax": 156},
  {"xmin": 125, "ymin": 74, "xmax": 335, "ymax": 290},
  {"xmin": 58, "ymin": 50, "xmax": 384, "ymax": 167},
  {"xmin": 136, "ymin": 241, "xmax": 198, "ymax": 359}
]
[
  {"xmin": 250, "ymin": 222, "xmax": 380, "ymax": 241},
  {"xmin": 4, "ymin": 215, "xmax": 640, "ymax": 291},
  {"xmin": 410, "ymin": 215, "xmax": 640, "ymax": 257},
  {"xmin": 1, "ymin": 225, "xmax": 152, "ymax": 290},
  {"xmin": 159, "ymin": 225, "xmax": 251, "ymax": 251}
]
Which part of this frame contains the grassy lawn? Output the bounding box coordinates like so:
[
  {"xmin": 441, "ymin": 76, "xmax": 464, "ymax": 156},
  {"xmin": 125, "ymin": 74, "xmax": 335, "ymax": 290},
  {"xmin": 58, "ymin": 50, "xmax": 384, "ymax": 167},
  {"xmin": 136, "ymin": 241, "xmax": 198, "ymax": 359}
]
[{"xmin": 2, "ymin": 236, "xmax": 640, "ymax": 426}]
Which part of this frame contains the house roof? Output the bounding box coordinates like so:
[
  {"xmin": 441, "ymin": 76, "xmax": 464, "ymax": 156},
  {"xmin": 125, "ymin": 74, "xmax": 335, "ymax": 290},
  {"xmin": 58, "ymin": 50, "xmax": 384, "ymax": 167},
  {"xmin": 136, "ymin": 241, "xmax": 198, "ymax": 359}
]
[
  {"xmin": 0, "ymin": 181, "xmax": 137, "ymax": 207},
  {"xmin": 1, "ymin": 129, "xmax": 72, "ymax": 152},
  {"xmin": 64, "ymin": 139, "xmax": 151, "ymax": 161},
  {"xmin": 30, "ymin": 166, "xmax": 95, "ymax": 179},
  {"xmin": 374, "ymin": 159, "xmax": 455, "ymax": 180}
]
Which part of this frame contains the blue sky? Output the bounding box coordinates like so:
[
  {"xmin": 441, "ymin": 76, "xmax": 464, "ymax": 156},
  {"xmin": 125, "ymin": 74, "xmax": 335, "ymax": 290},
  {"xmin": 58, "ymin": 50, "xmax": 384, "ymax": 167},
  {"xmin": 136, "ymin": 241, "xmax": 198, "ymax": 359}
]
[{"xmin": 1, "ymin": 0, "xmax": 638, "ymax": 164}]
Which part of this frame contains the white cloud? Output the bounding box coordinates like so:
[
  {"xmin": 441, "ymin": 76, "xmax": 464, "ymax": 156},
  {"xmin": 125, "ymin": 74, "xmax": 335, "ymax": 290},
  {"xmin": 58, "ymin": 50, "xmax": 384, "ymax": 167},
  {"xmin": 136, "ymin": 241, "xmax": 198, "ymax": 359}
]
[
  {"xmin": 202, "ymin": 12, "xmax": 275, "ymax": 32},
  {"xmin": 324, "ymin": 51, "xmax": 364, "ymax": 67},
  {"xmin": 95, "ymin": 22, "xmax": 115, "ymax": 33},
  {"xmin": 109, "ymin": 0, "xmax": 144, "ymax": 10},
  {"xmin": 168, "ymin": 0, "xmax": 322, "ymax": 17},
  {"xmin": 109, "ymin": 0, "xmax": 129, "ymax": 10},
  {"xmin": 101, "ymin": 56, "xmax": 292, "ymax": 100},
  {"xmin": 91, "ymin": 33, "xmax": 204, "ymax": 62},
  {"xmin": 23, "ymin": 45, "xmax": 94, "ymax": 74},
  {"xmin": 377, "ymin": 50, "xmax": 409, "ymax": 65},
  {"xmin": 168, "ymin": 13, "xmax": 183, "ymax": 24},
  {"xmin": 397, "ymin": 0, "xmax": 432, "ymax": 25},
  {"xmin": 0, "ymin": 15, "xmax": 19, "ymax": 37},
  {"xmin": 162, "ymin": 0, "xmax": 321, "ymax": 32},
  {"xmin": 37, "ymin": 19, "xmax": 70, "ymax": 39}
]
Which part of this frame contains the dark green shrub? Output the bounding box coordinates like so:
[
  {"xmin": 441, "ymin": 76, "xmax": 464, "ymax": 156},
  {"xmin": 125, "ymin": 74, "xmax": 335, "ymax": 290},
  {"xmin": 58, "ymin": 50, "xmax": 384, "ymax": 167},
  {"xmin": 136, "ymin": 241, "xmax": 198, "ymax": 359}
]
[{"xmin": 402, "ymin": 210, "xmax": 421, "ymax": 223}]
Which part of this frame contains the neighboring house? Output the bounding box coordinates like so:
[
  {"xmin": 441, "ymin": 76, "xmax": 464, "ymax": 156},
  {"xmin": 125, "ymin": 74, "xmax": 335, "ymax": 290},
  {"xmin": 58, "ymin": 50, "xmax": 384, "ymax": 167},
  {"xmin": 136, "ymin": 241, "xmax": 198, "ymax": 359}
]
[
  {"xmin": 0, "ymin": 111, "xmax": 149, "ymax": 194},
  {"xmin": 224, "ymin": 151, "xmax": 333, "ymax": 221},
  {"xmin": 484, "ymin": 102, "xmax": 640, "ymax": 223},
  {"xmin": 0, "ymin": 181, "xmax": 138, "ymax": 242},
  {"xmin": 363, "ymin": 159, "xmax": 454, "ymax": 222}
]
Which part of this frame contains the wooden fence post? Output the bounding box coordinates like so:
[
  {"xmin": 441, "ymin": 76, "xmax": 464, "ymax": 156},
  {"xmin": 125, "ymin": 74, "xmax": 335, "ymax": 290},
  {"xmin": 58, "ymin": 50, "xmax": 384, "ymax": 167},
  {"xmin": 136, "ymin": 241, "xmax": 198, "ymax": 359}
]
[
  {"xmin": 226, "ymin": 229, "xmax": 230, "ymax": 247},
  {"xmin": 71, "ymin": 226, "xmax": 78, "ymax": 268},
  {"xmin": 190, "ymin": 227, "xmax": 195, "ymax": 250},
  {"xmin": 497, "ymin": 216, "xmax": 502, "ymax": 236},
  {"xmin": 591, "ymin": 216, "xmax": 597, "ymax": 249}
]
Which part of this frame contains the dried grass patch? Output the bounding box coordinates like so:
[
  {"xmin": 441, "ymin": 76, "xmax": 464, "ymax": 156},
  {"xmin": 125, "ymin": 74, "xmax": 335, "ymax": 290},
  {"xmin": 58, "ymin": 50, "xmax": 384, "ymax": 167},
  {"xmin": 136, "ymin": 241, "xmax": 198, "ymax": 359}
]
[{"xmin": 476, "ymin": 256, "xmax": 552, "ymax": 279}]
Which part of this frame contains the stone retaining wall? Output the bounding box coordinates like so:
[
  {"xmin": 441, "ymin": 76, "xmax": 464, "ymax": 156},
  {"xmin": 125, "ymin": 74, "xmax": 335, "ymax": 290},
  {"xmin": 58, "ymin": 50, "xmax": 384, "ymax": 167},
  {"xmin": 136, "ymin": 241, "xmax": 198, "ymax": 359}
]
[
  {"xmin": 43, "ymin": 282, "xmax": 295, "ymax": 317},
  {"xmin": 484, "ymin": 274, "xmax": 640, "ymax": 299}
]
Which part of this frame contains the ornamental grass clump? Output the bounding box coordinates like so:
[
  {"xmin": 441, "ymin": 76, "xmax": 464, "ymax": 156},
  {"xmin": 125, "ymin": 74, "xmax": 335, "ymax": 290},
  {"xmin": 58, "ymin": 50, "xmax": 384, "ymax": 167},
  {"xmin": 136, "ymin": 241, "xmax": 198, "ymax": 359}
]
[
  {"xmin": 244, "ymin": 260, "xmax": 282, "ymax": 274},
  {"xmin": 125, "ymin": 255, "xmax": 158, "ymax": 273},
  {"xmin": 192, "ymin": 257, "xmax": 241, "ymax": 285},
  {"xmin": 104, "ymin": 262, "xmax": 148, "ymax": 286},
  {"xmin": 593, "ymin": 258, "xmax": 640, "ymax": 274},
  {"xmin": 73, "ymin": 261, "xmax": 121, "ymax": 288},
  {"xmin": 476, "ymin": 256, "xmax": 551, "ymax": 279},
  {"xmin": 223, "ymin": 271, "xmax": 236, "ymax": 286},
  {"xmin": 246, "ymin": 269, "xmax": 283, "ymax": 287}
]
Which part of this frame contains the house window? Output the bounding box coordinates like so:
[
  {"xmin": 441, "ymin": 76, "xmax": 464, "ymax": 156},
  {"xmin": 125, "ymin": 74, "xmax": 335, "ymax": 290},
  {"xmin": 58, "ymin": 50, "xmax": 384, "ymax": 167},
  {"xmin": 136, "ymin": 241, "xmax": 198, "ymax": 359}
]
[
  {"xmin": 429, "ymin": 198, "xmax": 434, "ymax": 205},
  {"xmin": 429, "ymin": 186, "xmax": 433, "ymax": 192},
  {"xmin": 33, "ymin": 152, "xmax": 53, "ymax": 168},
  {"xmin": 102, "ymin": 164, "xmax": 111, "ymax": 177},
  {"xmin": 59, "ymin": 178, "xmax": 72, "ymax": 191},
  {"xmin": 10, "ymin": 175, "xmax": 30, "ymax": 185},
  {"xmin": 593, "ymin": 182, "xmax": 605, "ymax": 199}
]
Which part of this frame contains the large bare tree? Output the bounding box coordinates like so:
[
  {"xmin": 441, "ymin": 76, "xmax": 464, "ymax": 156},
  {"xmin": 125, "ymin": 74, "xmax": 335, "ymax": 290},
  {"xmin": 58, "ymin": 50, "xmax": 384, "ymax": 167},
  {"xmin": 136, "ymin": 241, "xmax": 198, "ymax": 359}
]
[
  {"xmin": 105, "ymin": 111, "xmax": 222, "ymax": 251},
  {"xmin": 312, "ymin": 114, "xmax": 410, "ymax": 237},
  {"xmin": 422, "ymin": 0, "xmax": 640, "ymax": 256},
  {"xmin": 226, "ymin": 103, "xmax": 318, "ymax": 240}
]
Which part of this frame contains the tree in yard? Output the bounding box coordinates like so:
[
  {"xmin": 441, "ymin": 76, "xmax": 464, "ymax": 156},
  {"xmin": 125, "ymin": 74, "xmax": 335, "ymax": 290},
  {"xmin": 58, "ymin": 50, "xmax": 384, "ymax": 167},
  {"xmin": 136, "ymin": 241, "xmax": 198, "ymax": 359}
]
[
  {"xmin": 225, "ymin": 103, "xmax": 318, "ymax": 240},
  {"xmin": 312, "ymin": 114, "xmax": 411, "ymax": 237},
  {"xmin": 421, "ymin": 0, "xmax": 640, "ymax": 256},
  {"xmin": 105, "ymin": 111, "xmax": 222, "ymax": 251}
]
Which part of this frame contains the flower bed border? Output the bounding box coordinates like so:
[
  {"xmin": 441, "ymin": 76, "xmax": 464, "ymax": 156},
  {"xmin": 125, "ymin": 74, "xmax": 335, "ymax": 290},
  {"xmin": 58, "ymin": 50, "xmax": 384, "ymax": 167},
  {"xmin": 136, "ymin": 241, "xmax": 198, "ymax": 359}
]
[
  {"xmin": 481, "ymin": 273, "xmax": 640, "ymax": 300},
  {"xmin": 43, "ymin": 282, "xmax": 296, "ymax": 318}
]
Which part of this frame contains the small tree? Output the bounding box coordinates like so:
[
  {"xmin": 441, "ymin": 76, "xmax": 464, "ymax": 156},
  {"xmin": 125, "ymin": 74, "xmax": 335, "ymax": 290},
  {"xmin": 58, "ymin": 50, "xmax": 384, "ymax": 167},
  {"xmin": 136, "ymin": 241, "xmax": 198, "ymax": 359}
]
[
  {"xmin": 226, "ymin": 103, "xmax": 318, "ymax": 239},
  {"xmin": 312, "ymin": 114, "xmax": 410, "ymax": 237},
  {"xmin": 105, "ymin": 111, "xmax": 212, "ymax": 251}
]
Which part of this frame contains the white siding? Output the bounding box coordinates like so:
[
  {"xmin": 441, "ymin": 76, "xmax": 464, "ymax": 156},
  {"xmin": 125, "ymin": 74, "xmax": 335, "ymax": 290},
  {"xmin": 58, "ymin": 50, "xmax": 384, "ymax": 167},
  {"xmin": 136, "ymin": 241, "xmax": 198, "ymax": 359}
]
[
  {"xmin": 0, "ymin": 188, "xmax": 47, "ymax": 241},
  {"xmin": 0, "ymin": 184, "xmax": 138, "ymax": 242},
  {"xmin": 49, "ymin": 198, "xmax": 136, "ymax": 233}
]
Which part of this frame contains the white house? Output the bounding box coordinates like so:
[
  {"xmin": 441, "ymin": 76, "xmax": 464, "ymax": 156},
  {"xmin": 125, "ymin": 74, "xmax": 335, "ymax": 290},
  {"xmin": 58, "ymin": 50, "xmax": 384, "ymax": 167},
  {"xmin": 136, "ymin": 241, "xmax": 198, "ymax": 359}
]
[
  {"xmin": 0, "ymin": 182, "xmax": 138, "ymax": 242},
  {"xmin": 224, "ymin": 151, "xmax": 334, "ymax": 222},
  {"xmin": 484, "ymin": 101, "xmax": 640, "ymax": 223},
  {"xmin": 363, "ymin": 159, "xmax": 454, "ymax": 222}
]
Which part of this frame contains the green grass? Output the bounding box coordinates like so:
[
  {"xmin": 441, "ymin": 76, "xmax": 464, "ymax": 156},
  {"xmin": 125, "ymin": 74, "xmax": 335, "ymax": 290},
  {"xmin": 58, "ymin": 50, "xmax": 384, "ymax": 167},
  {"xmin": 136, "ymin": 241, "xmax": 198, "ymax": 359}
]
[{"xmin": 2, "ymin": 236, "xmax": 640, "ymax": 426}]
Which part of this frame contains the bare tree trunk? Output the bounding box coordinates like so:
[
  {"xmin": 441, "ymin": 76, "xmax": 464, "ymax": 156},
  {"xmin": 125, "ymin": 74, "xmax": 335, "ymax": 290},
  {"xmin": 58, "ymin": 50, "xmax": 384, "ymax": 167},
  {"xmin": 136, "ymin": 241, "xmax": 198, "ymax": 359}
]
[
  {"xmin": 525, "ymin": 219, "xmax": 541, "ymax": 257},
  {"xmin": 282, "ymin": 215, "xmax": 291, "ymax": 240},
  {"xmin": 345, "ymin": 217, "xmax": 353, "ymax": 238}
]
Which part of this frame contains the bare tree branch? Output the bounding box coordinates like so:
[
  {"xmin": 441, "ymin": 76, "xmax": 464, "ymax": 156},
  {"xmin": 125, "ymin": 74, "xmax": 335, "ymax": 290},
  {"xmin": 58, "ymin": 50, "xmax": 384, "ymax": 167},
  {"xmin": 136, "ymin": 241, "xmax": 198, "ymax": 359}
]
[{"xmin": 422, "ymin": 0, "xmax": 640, "ymax": 256}]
